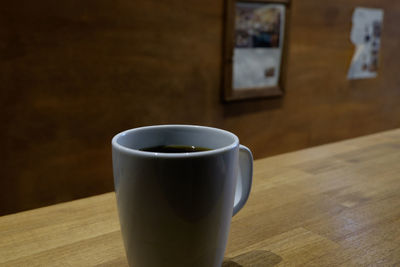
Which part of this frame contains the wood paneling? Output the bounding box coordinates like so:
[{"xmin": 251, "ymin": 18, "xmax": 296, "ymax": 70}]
[{"xmin": 1, "ymin": 0, "xmax": 400, "ymax": 215}]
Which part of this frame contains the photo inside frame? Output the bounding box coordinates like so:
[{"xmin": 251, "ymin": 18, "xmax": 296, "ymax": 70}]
[{"xmin": 233, "ymin": 2, "xmax": 285, "ymax": 90}]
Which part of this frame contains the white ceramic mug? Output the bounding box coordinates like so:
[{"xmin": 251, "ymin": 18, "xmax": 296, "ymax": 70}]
[{"xmin": 112, "ymin": 125, "xmax": 253, "ymax": 267}]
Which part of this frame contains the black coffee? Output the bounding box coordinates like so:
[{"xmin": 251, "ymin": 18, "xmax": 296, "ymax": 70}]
[{"xmin": 140, "ymin": 145, "xmax": 211, "ymax": 153}]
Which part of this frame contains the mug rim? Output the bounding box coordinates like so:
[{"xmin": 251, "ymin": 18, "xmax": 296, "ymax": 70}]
[{"xmin": 112, "ymin": 124, "xmax": 240, "ymax": 158}]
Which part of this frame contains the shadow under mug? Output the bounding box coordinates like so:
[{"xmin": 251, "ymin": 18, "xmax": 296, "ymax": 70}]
[{"xmin": 112, "ymin": 125, "xmax": 253, "ymax": 267}]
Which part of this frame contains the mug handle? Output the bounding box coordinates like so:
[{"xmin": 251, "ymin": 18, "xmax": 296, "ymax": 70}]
[{"xmin": 233, "ymin": 145, "xmax": 253, "ymax": 216}]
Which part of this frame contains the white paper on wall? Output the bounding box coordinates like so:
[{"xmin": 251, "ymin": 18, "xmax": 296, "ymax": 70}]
[{"xmin": 347, "ymin": 7, "xmax": 384, "ymax": 80}]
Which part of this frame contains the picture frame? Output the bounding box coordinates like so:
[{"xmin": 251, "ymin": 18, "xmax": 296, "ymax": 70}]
[{"xmin": 223, "ymin": 0, "xmax": 290, "ymax": 101}]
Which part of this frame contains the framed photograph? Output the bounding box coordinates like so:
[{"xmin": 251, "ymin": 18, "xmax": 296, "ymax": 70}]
[{"xmin": 223, "ymin": 0, "xmax": 290, "ymax": 101}]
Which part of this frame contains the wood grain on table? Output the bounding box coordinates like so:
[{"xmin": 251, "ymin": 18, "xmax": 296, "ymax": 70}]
[{"xmin": 1, "ymin": 129, "xmax": 400, "ymax": 266}]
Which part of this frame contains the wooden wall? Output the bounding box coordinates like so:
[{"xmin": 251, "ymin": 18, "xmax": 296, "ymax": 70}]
[{"xmin": 1, "ymin": 0, "xmax": 400, "ymax": 215}]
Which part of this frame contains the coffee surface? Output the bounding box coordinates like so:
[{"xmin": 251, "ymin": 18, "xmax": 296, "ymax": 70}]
[{"xmin": 140, "ymin": 145, "xmax": 211, "ymax": 153}]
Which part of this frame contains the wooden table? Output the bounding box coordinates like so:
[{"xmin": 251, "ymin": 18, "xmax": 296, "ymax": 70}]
[{"xmin": 2, "ymin": 129, "xmax": 400, "ymax": 266}]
